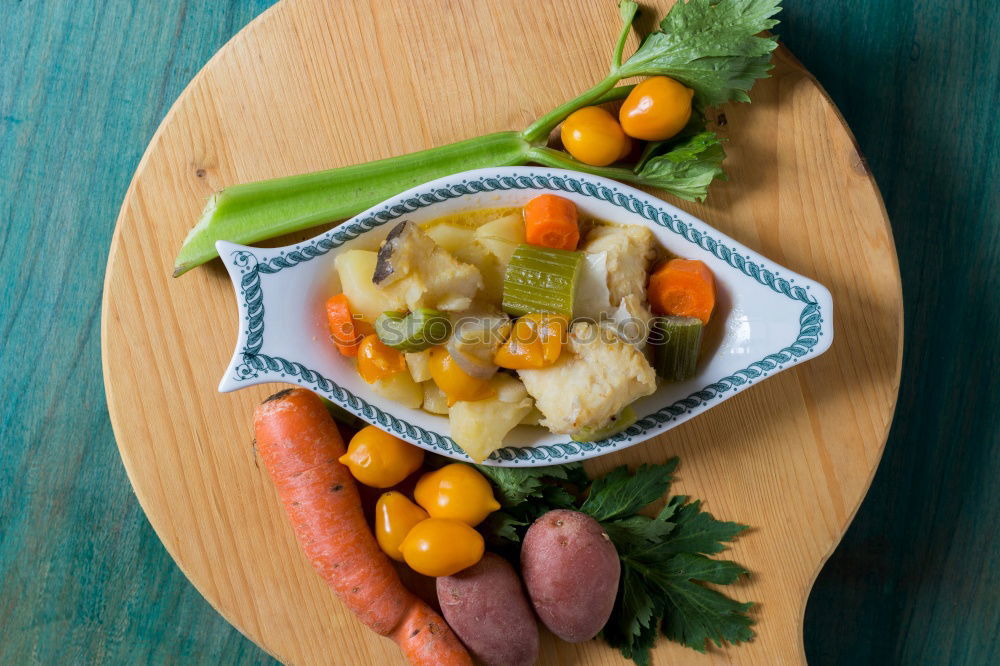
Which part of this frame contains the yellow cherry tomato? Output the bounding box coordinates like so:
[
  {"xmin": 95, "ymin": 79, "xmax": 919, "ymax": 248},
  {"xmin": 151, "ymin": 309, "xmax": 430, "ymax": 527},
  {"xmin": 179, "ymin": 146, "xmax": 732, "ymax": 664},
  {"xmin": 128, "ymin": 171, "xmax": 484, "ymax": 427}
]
[
  {"xmin": 427, "ymin": 347, "xmax": 495, "ymax": 406},
  {"xmin": 560, "ymin": 106, "xmax": 630, "ymax": 167},
  {"xmin": 617, "ymin": 134, "xmax": 634, "ymax": 161},
  {"xmin": 414, "ymin": 463, "xmax": 501, "ymax": 526},
  {"xmin": 619, "ymin": 76, "xmax": 695, "ymax": 141},
  {"xmin": 399, "ymin": 518, "xmax": 485, "ymax": 577},
  {"xmin": 338, "ymin": 425, "xmax": 424, "ymax": 488},
  {"xmin": 357, "ymin": 333, "xmax": 406, "ymax": 384},
  {"xmin": 375, "ymin": 492, "xmax": 429, "ymax": 561},
  {"xmin": 493, "ymin": 313, "xmax": 567, "ymax": 370}
]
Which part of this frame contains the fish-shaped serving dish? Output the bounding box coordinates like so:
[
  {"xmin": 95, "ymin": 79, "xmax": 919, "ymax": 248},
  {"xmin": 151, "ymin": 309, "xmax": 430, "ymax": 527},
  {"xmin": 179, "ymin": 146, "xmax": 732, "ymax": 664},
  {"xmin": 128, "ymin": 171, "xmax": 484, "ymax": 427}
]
[{"xmin": 218, "ymin": 167, "xmax": 833, "ymax": 466}]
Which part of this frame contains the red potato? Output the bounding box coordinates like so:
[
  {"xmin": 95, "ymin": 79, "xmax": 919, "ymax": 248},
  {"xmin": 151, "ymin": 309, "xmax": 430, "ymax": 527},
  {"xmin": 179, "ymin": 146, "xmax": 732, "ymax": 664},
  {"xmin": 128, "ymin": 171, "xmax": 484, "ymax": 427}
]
[
  {"xmin": 521, "ymin": 509, "xmax": 620, "ymax": 642},
  {"xmin": 437, "ymin": 553, "xmax": 539, "ymax": 666}
]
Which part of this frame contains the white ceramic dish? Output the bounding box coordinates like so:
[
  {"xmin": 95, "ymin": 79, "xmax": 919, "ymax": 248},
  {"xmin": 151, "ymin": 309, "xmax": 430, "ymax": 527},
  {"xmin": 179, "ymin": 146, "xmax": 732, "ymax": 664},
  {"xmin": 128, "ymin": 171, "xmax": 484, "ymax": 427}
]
[{"xmin": 218, "ymin": 167, "xmax": 833, "ymax": 466}]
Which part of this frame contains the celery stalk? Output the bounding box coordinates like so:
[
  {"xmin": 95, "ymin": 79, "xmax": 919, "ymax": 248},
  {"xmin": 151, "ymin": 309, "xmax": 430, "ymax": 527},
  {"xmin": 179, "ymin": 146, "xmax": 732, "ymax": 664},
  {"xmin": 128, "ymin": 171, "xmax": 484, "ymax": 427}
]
[
  {"xmin": 174, "ymin": 0, "xmax": 782, "ymax": 276},
  {"xmin": 173, "ymin": 87, "xmax": 639, "ymax": 276},
  {"xmin": 174, "ymin": 132, "xmax": 530, "ymax": 275}
]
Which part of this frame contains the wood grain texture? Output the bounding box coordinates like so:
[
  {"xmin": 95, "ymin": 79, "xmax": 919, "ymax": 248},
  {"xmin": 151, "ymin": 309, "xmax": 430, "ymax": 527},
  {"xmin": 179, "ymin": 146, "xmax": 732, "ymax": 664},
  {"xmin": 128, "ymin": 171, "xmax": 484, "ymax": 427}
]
[{"xmin": 98, "ymin": 1, "xmax": 902, "ymax": 665}]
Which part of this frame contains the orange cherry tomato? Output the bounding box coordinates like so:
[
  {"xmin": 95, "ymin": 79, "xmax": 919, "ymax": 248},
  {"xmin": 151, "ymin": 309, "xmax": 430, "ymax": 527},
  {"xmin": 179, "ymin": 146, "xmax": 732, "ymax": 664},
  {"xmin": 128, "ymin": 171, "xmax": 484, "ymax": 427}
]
[
  {"xmin": 413, "ymin": 464, "xmax": 500, "ymax": 526},
  {"xmin": 493, "ymin": 314, "xmax": 567, "ymax": 370},
  {"xmin": 356, "ymin": 334, "xmax": 406, "ymax": 383},
  {"xmin": 339, "ymin": 425, "xmax": 425, "ymax": 488},
  {"xmin": 427, "ymin": 347, "xmax": 495, "ymax": 406},
  {"xmin": 399, "ymin": 518, "xmax": 485, "ymax": 577},
  {"xmin": 375, "ymin": 492, "xmax": 429, "ymax": 560},
  {"xmin": 619, "ymin": 76, "xmax": 695, "ymax": 141},
  {"xmin": 560, "ymin": 106, "xmax": 630, "ymax": 167}
]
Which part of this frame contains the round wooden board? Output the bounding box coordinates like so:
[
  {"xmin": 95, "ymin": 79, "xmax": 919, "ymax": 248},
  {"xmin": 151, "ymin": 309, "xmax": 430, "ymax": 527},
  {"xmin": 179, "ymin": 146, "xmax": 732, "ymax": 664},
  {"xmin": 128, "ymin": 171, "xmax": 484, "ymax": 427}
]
[{"xmin": 101, "ymin": 0, "xmax": 903, "ymax": 663}]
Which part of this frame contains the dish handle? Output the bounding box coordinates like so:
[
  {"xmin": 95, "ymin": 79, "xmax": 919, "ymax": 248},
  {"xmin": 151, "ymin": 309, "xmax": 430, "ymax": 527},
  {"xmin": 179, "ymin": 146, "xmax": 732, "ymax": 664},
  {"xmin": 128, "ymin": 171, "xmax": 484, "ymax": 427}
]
[{"xmin": 215, "ymin": 240, "xmax": 271, "ymax": 393}]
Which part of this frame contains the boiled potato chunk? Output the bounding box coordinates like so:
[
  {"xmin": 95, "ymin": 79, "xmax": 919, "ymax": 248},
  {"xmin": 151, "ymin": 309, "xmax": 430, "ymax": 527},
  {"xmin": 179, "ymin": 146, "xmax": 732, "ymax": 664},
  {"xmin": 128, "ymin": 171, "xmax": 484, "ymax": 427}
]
[
  {"xmin": 424, "ymin": 223, "xmax": 475, "ymax": 255},
  {"xmin": 494, "ymin": 373, "xmax": 528, "ymax": 402},
  {"xmin": 405, "ymin": 350, "xmax": 432, "ymax": 383},
  {"xmin": 450, "ymin": 375, "xmax": 533, "ymax": 462},
  {"xmin": 422, "ymin": 381, "xmax": 449, "ymax": 415},
  {"xmin": 474, "ymin": 213, "xmax": 525, "ymax": 264},
  {"xmin": 372, "ymin": 370, "xmax": 423, "ymax": 409},
  {"xmin": 334, "ymin": 250, "xmax": 403, "ymax": 322}
]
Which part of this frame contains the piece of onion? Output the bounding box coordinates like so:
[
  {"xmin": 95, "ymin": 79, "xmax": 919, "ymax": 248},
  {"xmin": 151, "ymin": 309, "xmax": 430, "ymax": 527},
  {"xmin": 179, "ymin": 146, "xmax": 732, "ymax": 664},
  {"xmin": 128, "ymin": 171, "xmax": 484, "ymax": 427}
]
[
  {"xmin": 446, "ymin": 315, "xmax": 510, "ymax": 379},
  {"xmin": 573, "ymin": 250, "xmax": 613, "ymax": 319}
]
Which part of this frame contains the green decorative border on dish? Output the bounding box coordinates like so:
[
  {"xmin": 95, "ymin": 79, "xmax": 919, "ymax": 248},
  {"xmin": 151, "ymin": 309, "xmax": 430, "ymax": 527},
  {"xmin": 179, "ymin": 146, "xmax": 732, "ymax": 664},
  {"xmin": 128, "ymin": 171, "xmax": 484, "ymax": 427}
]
[{"xmin": 228, "ymin": 173, "xmax": 823, "ymax": 463}]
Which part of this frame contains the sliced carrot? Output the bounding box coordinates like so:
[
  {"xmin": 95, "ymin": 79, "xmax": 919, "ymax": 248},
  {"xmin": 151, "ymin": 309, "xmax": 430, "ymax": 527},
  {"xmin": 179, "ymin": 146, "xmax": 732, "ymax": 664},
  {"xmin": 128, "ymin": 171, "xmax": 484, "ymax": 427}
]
[
  {"xmin": 326, "ymin": 293, "xmax": 364, "ymax": 356},
  {"xmin": 648, "ymin": 258, "xmax": 716, "ymax": 324},
  {"xmin": 523, "ymin": 194, "xmax": 580, "ymax": 251},
  {"xmin": 253, "ymin": 389, "xmax": 471, "ymax": 665}
]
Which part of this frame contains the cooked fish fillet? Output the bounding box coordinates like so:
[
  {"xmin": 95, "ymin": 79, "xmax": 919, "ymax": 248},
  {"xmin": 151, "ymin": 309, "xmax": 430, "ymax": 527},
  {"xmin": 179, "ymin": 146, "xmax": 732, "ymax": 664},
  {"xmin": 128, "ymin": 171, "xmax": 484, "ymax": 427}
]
[{"xmin": 518, "ymin": 321, "xmax": 656, "ymax": 434}]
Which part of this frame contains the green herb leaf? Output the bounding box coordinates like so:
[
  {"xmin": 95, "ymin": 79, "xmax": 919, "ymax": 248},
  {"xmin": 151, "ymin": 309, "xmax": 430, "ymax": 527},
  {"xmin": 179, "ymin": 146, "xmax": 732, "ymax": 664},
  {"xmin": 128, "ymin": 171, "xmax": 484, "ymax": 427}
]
[
  {"xmin": 580, "ymin": 459, "xmax": 678, "ymax": 522},
  {"xmin": 603, "ymin": 515, "xmax": 676, "ymax": 550},
  {"xmin": 663, "ymin": 552, "xmax": 749, "ymax": 585},
  {"xmin": 634, "ymin": 131, "xmax": 727, "ymax": 202},
  {"xmin": 658, "ymin": 576, "xmax": 755, "ymax": 651},
  {"xmin": 540, "ymin": 483, "xmax": 578, "ymax": 509},
  {"xmin": 474, "ymin": 463, "xmax": 582, "ymax": 506},
  {"xmin": 635, "ymin": 109, "xmax": 708, "ymax": 171},
  {"xmin": 618, "ymin": 0, "xmax": 782, "ymax": 106},
  {"xmin": 611, "ymin": 545, "xmax": 754, "ymax": 656},
  {"xmin": 478, "ymin": 511, "xmax": 526, "ymax": 547},
  {"xmin": 602, "ymin": 565, "xmax": 660, "ymax": 664},
  {"xmin": 657, "ymin": 496, "xmax": 750, "ymax": 555}
]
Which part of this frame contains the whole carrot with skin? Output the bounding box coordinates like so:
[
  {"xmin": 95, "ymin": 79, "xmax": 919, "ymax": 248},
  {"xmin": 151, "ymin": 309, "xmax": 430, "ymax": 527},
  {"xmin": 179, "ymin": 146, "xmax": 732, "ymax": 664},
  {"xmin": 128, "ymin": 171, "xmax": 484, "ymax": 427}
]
[{"xmin": 253, "ymin": 389, "xmax": 471, "ymax": 666}]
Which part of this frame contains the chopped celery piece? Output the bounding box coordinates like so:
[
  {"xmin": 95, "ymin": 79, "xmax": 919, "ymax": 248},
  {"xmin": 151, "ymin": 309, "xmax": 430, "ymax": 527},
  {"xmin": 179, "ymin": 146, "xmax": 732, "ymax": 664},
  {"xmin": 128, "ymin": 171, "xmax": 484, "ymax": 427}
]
[
  {"xmin": 650, "ymin": 316, "xmax": 703, "ymax": 381},
  {"xmin": 375, "ymin": 308, "xmax": 452, "ymax": 352},
  {"xmin": 502, "ymin": 244, "xmax": 583, "ymax": 318},
  {"xmin": 571, "ymin": 406, "xmax": 637, "ymax": 442}
]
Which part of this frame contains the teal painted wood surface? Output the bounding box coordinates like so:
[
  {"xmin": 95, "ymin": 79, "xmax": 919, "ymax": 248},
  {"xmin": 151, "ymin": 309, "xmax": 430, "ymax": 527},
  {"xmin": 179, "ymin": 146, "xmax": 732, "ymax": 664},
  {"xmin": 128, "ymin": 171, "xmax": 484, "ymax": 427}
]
[{"xmin": 1, "ymin": 1, "xmax": 996, "ymax": 665}]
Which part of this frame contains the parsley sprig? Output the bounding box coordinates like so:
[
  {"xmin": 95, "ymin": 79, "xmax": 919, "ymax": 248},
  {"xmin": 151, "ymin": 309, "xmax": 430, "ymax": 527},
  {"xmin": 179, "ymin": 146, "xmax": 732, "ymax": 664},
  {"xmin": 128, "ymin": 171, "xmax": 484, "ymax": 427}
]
[{"xmin": 476, "ymin": 458, "xmax": 753, "ymax": 663}]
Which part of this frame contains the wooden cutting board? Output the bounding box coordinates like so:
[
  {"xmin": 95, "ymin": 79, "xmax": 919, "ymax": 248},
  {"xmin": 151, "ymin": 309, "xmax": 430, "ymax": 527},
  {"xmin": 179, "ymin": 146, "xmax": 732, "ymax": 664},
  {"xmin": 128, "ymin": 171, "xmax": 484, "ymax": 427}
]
[{"xmin": 101, "ymin": 0, "xmax": 903, "ymax": 663}]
